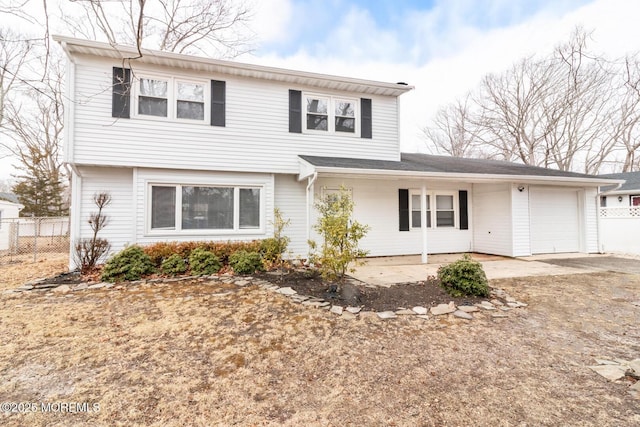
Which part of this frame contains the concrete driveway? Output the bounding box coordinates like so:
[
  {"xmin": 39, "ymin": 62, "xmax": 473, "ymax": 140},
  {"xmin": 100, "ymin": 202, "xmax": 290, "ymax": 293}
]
[{"xmin": 349, "ymin": 253, "xmax": 637, "ymax": 286}]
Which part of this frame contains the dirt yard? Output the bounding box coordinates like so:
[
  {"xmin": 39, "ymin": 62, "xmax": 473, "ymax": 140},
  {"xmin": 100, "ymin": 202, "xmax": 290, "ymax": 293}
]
[{"xmin": 0, "ymin": 259, "xmax": 639, "ymax": 426}]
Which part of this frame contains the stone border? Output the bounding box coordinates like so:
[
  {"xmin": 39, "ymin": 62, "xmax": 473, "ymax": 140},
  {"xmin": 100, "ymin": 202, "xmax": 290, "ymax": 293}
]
[{"xmin": 5, "ymin": 273, "xmax": 529, "ymax": 322}]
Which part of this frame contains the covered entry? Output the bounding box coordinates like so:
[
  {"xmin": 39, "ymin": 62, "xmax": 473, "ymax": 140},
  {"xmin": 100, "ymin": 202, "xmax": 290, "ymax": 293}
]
[{"xmin": 529, "ymin": 187, "xmax": 581, "ymax": 254}]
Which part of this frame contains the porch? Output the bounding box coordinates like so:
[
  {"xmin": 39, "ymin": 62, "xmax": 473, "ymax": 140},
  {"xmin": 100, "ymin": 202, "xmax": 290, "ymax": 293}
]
[{"xmin": 349, "ymin": 253, "xmax": 606, "ymax": 286}]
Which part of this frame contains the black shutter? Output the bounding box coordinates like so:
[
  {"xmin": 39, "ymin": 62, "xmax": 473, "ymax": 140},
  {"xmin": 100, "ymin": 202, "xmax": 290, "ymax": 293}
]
[
  {"xmin": 459, "ymin": 190, "xmax": 468, "ymax": 230},
  {"xmin": 361, "ymin": 98, "xmax": 372, "ymax": 139},
  {"xmin": 289, "ymin": 90, "xmax": 302, "ymax": 133},
  {"xmin": 112, "ymin": 67, "xmax": 131, "ymax": 118},
  {"xmin": 211, "ymin": 80, "xmax": 226, "ymax": 126},
  {"xmin": 399, "ymin": 189, "xmax": 409, "ymax": 231}
]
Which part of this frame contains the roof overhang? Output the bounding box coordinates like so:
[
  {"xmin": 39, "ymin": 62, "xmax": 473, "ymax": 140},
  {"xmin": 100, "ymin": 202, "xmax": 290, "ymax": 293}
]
[
  {"xmin": 298, "ymin": 158, "xmax": 623, "ymax": 187},
  {"xmin": 53, "ymin": 35, "xmax": 414, "ymax": 97}
]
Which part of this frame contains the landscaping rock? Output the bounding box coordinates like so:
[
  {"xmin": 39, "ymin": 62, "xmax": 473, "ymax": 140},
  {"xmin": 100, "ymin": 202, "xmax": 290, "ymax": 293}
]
[
  {"xmin": 377, "ymin": 311, "xmax": 397, "ymax": 319},
  {"xmin": 627, "ymin": 359, "xmax": 640, "ymax": 374},
  {"xmin": 73, "ymin": 283, "xmax": 88, "ymax": 291},
  {"xmin": 453, "ymin": 310, "xmax": 473, "ymax": 320},
  {"xmin": 630, "ymin": 381, "xmax": 640, "ymax": 399},
  {"xmin": 330, "ymin": 305, "xmax": 343, "ymax": 315},
  {"xmin": 88, "ymin": 282, "xmax": 109, "ymax": 290},
  {"xmin": 477, "ymin": 301, "xmax": 496, "ymax": 310},
  {"xmin": 17, "ymin": 284, "xmax": 34, "ymax": 291},
  {"xmin": 594, "ymin": 358, "xmax": 619, "ymax": 365},
  {"xmin": 340, "ymin": 311, "xmax": 357, "ymax": 320},
  {"xmin": 430, "ymin": 302, "xmax": 456, "ymax": 316},
  {"xmin": 276, "ymin": 287, "xmax": 297, "ymax": 296},
  {"xmin": 411, "ymin": 306, "xmax": 428, "ymax": 315},
  {"xmin": 52, "ymin": 285, "xmax": 71, "ymax": 293},
  {"xmin": 457, "ymin": 305, "xmax": 479, "ymax": 313},
  {"xmin": 234, "ymin": 280, "xmax": 250, "ymax": 287},
  {"xmin": 346, "ymin": 306, "xmax": 362, "ymax": 314},
  {"xmin": 589, "ymin": 365, "xmax": 627, "ymax": 381},
  {"xmin": 395, "ymin": 309, "xmax": 415, "ymax": 315},
  {"xmin": 490, "ymin": 299, "xmax": 504, "ymax": 306}
]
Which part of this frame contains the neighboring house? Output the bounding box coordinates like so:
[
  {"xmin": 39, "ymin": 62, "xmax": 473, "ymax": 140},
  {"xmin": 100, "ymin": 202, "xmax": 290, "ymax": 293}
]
[
  {"xmin": 598, "ymin": 171, "xmax": 640, "ymax": 255},
  {"xmin": 598, "ymin": 171, "xmax": 640, "ymax": 207},
  {"xmin": 55, "ymin": 36, "xmax": 618, "ymax": 268},
  {"xmin": 0, "ymin": 194, "xmax": 24, "ymax": 251}
]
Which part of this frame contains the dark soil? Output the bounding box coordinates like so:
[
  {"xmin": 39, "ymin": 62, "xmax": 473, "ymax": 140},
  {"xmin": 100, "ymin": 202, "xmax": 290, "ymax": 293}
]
[
  {"xmin": 32, "ymin": 268, "xmax": 489, "ymax": 312},
  {"xmin": 257, "ymin": 270, "xmax": 487, "ymax": 311}
]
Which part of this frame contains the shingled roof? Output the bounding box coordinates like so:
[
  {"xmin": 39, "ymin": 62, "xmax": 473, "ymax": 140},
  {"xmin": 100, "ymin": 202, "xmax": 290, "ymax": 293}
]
[
  {"xmin": 299, "ymin": 153, "xmax": 614, "ymax": 183},
  {"xmin": 599, "ymin": 171, "xmax": 640, "ymax": 192},
  {"xmin": 0, "ymin": 192, "xmax": 20, "ymax": 204}
]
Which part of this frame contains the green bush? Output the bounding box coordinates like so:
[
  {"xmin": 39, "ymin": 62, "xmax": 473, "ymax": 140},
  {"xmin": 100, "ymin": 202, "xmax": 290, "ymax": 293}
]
[
  {"xmin": 229, "ymin": 250, "xmax": 264, "ymax": 274},
  {"xmin": 188, "ymin": 248, "xmax": 221, "ymax": 276},
  {"xmin": 101, "ymin": 245, "xmax": 155, "ymax": 282},
  {"xmin": 260, "ymin": 238, "xmax": 287, "ymax": 262},
  {"xmin": 437, "ymin": 254, "xmax": 490, "ymax": 297},
  {"xmin": 160, "ymin": 254, "xmax": 187, "ymax": 276}
]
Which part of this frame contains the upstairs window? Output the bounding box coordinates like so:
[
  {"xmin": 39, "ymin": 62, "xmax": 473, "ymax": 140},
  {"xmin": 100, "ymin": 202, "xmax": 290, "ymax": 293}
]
[
  {"xmin": 176, "ymin": 81, "xmax": 205, "ymax": 120},
  {"xmin": 303, "ymin": 93, "xmax": 359, "ymax": 135},
  {"xmin": 139, "ymin": 78, "xmax": 168, "ymax": 117},
  {"xmin": 134, "ymin": 74, "xmax": 209, "ymax": 123},
  {"xmin": 334, "ymin": 99, "xmax": 356, "ymax": 133}
]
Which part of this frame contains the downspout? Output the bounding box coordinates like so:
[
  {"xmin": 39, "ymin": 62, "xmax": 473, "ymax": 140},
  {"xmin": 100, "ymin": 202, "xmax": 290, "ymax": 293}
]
[{"xmin": 306, "ymin": 171, "xmax": 318, "ymax": 260}]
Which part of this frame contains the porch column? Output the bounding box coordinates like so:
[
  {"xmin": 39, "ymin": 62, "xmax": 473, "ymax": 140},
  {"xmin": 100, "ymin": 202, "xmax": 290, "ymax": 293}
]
[{"xmin": 421, "ymin": 185, "xmax": 428, "ymax": 263}]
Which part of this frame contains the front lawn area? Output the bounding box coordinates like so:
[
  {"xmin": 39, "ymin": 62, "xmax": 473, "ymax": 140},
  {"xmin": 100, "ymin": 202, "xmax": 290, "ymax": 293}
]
[{"xmin": 0, "ymin": 260, "xmax": 639, "ymax": 425}]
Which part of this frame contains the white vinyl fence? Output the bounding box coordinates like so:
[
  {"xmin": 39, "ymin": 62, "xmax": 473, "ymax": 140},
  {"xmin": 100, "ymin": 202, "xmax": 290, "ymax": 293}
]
[
  {"xmin": 0, "ymin": 217, "xmax": 70, "ymax": 263},
  {"xmin": 599, "ymin": 207, "xmax": 640, "ymax": 255}
]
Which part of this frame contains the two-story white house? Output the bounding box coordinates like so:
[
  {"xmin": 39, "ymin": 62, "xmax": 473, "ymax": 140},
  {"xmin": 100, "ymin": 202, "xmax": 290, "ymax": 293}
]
[{"xmin": 55, "ymin": 36, "xmax": 618, "ymax": 268}]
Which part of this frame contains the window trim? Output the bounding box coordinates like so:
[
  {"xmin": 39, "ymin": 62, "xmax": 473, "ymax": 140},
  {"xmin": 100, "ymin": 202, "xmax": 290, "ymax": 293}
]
[
  {"xmin": 302, "ymin": 92, "xmax": 360, "ymax": 137},
  {"xmin": 408, "ymin": 190, "xmax": 458, "ymax": 229},
  {"xmin": 146, "ymin": 183, "xmax": 265, "ymax": 235},
  {"xmin": 132, "ymin": 72, "xmax": 210, "ymax": 124}
]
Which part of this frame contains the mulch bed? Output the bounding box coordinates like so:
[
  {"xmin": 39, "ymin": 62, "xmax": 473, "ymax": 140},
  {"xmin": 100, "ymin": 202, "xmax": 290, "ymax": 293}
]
[
  {"xmin": 27, "ymin": 268, "xmax": 488, "ymax": 313},
  {"xmin": 256, "ymin": 270, "xmax": 486, "ymax": 312}
]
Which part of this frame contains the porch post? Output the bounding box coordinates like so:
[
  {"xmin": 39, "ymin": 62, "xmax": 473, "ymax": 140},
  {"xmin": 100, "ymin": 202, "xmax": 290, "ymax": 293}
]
[{"xmin": 421, "ymin": 185, "xmax": 428, "ymax": 263}]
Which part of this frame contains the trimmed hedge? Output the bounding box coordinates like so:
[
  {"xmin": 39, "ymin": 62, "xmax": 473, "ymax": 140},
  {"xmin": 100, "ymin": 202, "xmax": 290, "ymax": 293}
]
[
  {"xmin": 144, "ymin": 240, "xmax": 262, "ymax": 266},
  {"xmin": 229, "ymin": 250, "xmax": 264, "ymax": 274},
  {"xmin": 101, "ymin": 245, "xmax": 155, "ymax": 283}
]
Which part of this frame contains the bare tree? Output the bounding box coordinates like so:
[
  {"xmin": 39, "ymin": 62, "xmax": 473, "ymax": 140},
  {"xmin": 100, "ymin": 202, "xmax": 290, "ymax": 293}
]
[
  {"xmin": 0, "ymin": 28, "xmax": 32, "ymax": 132},
  {"xmin": 2, "ymin": 55, "xmax": 67, "ymax": 216},
  {"xmin": 423, "ymin": 27, "xmax": 640, "ymax": 174},
  {"xmin": 62, "ymin": 0, "xmax": 253, "ymax": 58},
  {"xmin": 423, "ymin": 95, "xmax": 480, "ymax": 157}
]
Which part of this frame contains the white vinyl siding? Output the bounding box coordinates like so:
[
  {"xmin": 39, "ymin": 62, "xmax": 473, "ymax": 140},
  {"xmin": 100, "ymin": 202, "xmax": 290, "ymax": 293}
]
[
  {"xmin": 273, "ymin": 174, "xmax": 308, "ymax": 258},
  {"xmin": 76, "ymin": 166, "xmax": 134, "ymax": 258},
  {"xmin": 71, "ymin": 57, "xmax": 400, "ymax": 173},
  {"xmin": 313, "ymin": 178, "xmax": 472, "ymax": 256},
  {"xmin": 511, "ymin": 184, "xmax": 531, "ymax": 256}
]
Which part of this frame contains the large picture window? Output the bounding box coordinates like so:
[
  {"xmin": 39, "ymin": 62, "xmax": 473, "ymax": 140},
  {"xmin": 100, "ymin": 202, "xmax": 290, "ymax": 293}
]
[
  {"xmin": 135, "ymin": 74, "xmax": 208, "ymax": 123},
  {"xmin": 149, "ymin": 184, "xmax": 262, "ymax": 233},
  {"xmin": 303, "ymin": 93, "xmax": 359, "ymax": 135}
]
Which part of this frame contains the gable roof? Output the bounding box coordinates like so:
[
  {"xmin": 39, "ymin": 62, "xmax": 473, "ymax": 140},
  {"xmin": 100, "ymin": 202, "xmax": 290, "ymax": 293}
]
[
  {"xmin": 53, "ymin": 35, "xmax": 414, "ymax": 97},
  {"xmin": 299, "ymin": 153, "xmax": 620, "ymax": 185},
  {"xmin": 0, "ymin": 192, "xmax": 20, "ymax": 204},
  {"xmin": 599, "ymin": 171, "xmax": 640, "ymax": 193}
]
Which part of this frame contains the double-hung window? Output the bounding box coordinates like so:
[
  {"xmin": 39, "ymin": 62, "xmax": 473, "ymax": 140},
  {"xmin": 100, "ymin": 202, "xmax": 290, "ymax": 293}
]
[
  {"xmin": 135, "ymin": 75, "xmax": 208, "ymax": 123},
  {"xmin": 408, "ymin": 191, "xmax": 455, "ymax": 229},
  {"xmin": 410, "ymin": 193, "xmax": 431, "ymax": 228},
  {"xmin": 149, "ymin": 184, "xmax": 262, "ymax": 233},
  {"xmin": 304, "ymin": 94, "xmax": 358, "ymax": 135}
]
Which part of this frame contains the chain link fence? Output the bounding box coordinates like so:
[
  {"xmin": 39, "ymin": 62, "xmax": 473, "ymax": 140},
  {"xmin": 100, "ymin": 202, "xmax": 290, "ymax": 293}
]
[{"xmin": 0, "ymin": 217, "xmax": 70, "ymax": 264}]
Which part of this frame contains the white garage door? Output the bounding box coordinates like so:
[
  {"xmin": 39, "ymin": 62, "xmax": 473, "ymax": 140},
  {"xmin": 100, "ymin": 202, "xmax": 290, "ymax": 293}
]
[{"xmin": 530, "ymin": 187, "xmax": 580, "ymax": 254}]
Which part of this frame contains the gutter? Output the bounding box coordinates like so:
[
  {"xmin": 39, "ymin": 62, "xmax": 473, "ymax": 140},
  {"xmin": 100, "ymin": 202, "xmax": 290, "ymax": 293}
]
[{"xmin": 302, "ymin": 166, "xmax": 624, "ymax": 186}]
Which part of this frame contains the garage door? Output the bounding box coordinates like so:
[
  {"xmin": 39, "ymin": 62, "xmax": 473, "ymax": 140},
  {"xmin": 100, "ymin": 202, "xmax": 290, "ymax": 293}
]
[{"xmin": 529, "ymin": 187, "xmax": 580, "ymax": 254}]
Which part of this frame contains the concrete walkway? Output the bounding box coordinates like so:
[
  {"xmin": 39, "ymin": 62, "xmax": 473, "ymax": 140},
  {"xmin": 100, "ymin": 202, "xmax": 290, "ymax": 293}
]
[{"xmin": 350, "ymin": 253, "xmax": 605, "ymax": 286}]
